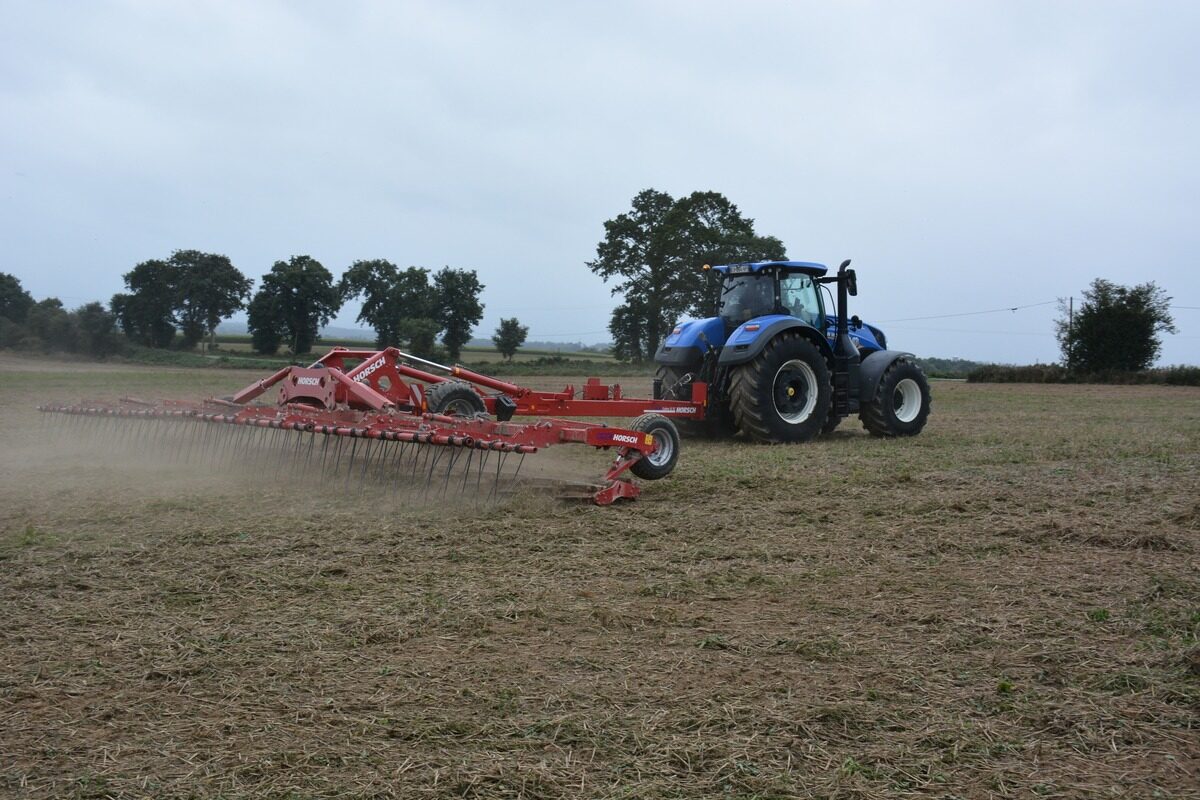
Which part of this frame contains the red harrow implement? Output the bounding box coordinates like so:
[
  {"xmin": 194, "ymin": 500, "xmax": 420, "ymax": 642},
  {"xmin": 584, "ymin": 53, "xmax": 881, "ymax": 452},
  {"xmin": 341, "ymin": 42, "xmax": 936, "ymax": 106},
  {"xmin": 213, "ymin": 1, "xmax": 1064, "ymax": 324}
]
[{"xmin": 37, "ymin": 347, "xmax": 698, "ymax": 505}]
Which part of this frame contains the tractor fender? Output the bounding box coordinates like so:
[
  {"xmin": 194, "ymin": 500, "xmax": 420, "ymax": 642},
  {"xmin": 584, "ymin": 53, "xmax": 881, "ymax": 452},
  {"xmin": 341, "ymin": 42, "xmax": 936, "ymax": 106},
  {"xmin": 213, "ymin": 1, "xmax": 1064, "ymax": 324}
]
[
  {"xmin": 655, "ymin": 317, "xmax": 725, "ymax": 368},
  {"xmin": 717, "ymin": 316, "xmax": 834, "ymax": 367},
  {"xmin": 858, "ymin": 350, "xmax": 914, "ymax": 397}
]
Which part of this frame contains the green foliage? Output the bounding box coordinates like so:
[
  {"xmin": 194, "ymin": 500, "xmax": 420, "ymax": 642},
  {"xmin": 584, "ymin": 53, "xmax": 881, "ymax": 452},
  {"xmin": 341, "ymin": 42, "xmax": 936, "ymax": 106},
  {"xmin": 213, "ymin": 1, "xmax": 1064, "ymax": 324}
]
[
  {"xmin": 107, "ymin": 251, "xmax": 249, "ymax": 351},
  {"xmin": 72, "ymin": 301, "xmax": 122, "ymax": 356},
  {"xmin": 171, "ymin": 250, "xmax": 252, "ymax": 349},
  {"xmin": 25, "ymin": 298, "xmax": 75, "ymax": 349},
  {"xmin": 0, "ymin": 272, "xmax": 34, "ymax": 323},
  {"xmin": 338, "ymin": 260, "xmax": 436, "ymax": 348},
  {"xmin": 112, "ymin": 259, "xmax": 178, "ymax": 348},
  {"xmin": 3, "ymin": 296, "xmax": 122, "ymax": 356},
  {"xmin": 247, "ymin": 256, "xmax": 342, "ymax": 355},
  {"xmin": 338, "ymin": 262, "xmax": 484, "ymax": 359},
  {"xmin": 917, "ymin": 356, "xmax": 989, "ymax": 379},
  {"xmin": 588, "ymin": 189, "xmax": 785, "ymax": 361},
  {"xmin": 492, "ymin": 317, "xmax": 529, "ymax": 361},
  {"xmin": 0, "ymin": 316, "xmax": 20, "ymax": 348},
  {"xmin": 246, "ymin": 291, "xmax": 282, "ymax": 355},
  {"xmin": 432, "ymin": 267, "xmax": 485, "ymax": 360},
  {"xmin": 1057, "ymin": 279, "xmax": 1176, "ymax": 372},
  {"xmin": 399, "ymin": 318, "xmax": 442, "ymax": 360},
  {"xmin": 967, "ymin": 363, "xmax": 1200, "ymax": 386}
]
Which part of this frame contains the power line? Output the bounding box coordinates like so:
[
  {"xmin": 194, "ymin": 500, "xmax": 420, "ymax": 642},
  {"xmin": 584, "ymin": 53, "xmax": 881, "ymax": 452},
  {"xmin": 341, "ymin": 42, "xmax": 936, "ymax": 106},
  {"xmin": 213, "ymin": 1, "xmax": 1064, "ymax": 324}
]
[
  {"xmin": 884, "ymin": 324, "xmax": 1056, "ymax": 338},
  {"xmin": 876, "ymin": 300, "xmax": 1058, "ymax": 324}
]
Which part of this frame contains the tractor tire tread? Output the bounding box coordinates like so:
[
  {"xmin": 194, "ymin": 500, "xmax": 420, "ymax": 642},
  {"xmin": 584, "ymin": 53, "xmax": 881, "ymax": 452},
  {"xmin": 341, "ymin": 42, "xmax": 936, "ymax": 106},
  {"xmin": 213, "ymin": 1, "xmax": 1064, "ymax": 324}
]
[
  {"xmin": 728, "ymin": 331, "xmax": 832, "ymax": 444},
  {"xmin": 628, "ymin": 413, "xmax": 681, "ymax": 481},
  {"xmin": 425, "ymin": 380, "xmax": 488, "ymax": 417},
  {"xmin": 859, "ymin": 357, "xmax": 932, "ymax": 437}
]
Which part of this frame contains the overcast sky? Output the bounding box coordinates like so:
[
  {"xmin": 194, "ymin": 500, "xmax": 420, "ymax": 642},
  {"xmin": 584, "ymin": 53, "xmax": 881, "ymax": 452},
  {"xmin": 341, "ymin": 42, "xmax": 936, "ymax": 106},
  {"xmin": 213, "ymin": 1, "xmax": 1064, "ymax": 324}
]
[{"xmin": 2, "ymin": 1, "xmax": 1197, "ymax": 363}]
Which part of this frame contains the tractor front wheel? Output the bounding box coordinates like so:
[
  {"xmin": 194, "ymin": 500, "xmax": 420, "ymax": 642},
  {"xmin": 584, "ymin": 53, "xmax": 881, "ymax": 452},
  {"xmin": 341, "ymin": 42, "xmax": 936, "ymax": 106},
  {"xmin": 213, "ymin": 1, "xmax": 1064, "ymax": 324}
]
[
  {"xmin": 859, "ymin": 358, "xmax": 932, "ymax": 437},
  {"xmin": 629, "ymin": 413, "xmax": 681, "ymax": 480},
  {"xmin": 729, "ymin": 332, "xmax": 832, "ymax": 443},
  {"xmin": 425, "ymin": 381, "xmax": 487, "ymax": 417}
]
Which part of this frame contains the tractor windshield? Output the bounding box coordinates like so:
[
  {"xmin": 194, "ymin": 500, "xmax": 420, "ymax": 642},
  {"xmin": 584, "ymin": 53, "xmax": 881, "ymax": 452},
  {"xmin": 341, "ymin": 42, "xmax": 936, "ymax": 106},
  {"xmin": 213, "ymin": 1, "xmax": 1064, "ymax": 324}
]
[{"xmin": 719, "ymin": 274, "xmax": 775, "ymax": 324}]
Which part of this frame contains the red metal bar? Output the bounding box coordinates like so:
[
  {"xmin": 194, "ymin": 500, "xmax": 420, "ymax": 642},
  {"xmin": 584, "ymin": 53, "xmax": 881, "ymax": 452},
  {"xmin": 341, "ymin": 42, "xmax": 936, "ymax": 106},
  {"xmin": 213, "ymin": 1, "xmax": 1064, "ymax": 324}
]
[{"xmin": 447, "ymin": 364, "xmax": 527, "ymax": 396}]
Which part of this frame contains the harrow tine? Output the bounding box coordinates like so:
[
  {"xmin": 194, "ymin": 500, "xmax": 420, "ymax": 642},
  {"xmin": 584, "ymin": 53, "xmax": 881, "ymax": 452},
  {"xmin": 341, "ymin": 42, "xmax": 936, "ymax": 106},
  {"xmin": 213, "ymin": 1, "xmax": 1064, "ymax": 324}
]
[{"xmin": 343, "ymin": 436, "xmax": 360, "ymax": 491}]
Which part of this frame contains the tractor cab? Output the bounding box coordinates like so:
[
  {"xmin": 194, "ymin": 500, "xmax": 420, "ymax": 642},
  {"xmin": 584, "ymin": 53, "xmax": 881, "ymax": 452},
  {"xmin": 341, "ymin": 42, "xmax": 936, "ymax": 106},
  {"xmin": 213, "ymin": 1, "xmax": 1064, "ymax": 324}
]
[{"xmin": 716, "ymin": 261, "xmax": 827, "ymax": 330}]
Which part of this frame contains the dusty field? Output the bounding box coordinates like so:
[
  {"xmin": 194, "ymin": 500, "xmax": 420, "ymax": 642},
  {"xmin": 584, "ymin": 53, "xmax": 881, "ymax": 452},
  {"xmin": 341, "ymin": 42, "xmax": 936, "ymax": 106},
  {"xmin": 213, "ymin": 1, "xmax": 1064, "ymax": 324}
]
[{"xmin": 1, "ymin": 356, "xmax": 1198, "ymax": 799}]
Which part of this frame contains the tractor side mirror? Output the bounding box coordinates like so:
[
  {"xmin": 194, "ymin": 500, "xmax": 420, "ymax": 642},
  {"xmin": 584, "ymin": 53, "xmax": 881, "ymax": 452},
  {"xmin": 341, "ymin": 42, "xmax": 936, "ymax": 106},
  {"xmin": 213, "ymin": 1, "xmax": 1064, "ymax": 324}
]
[{"xmin": 846, "ymin": 269, "xmax": 858, "ymax": 296}]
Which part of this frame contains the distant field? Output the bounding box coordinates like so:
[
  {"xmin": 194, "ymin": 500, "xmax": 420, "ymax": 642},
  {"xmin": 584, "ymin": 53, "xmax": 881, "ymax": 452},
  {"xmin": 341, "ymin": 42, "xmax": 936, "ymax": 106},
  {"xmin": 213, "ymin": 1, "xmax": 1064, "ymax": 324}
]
[
  {"xmin": 1, "ymin": 354, "xmax": 1197, "ymax": 798},
  {"xmin": 211, "ymin": 335, "xmax": 619, "ymax": 364}
]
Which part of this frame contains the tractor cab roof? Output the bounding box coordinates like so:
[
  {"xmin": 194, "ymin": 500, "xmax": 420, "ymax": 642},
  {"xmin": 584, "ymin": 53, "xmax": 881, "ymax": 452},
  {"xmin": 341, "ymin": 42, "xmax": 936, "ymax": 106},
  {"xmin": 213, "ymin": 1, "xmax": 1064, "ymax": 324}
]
[{"xmin": 711, "ymin": 260, "xmax": 828, "ymax": 277}]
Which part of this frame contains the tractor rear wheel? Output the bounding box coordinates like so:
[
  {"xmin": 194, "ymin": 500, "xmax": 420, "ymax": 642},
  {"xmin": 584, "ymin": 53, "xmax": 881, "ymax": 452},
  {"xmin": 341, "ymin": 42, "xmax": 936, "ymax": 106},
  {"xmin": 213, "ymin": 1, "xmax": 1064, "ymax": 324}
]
[
  {"xmin": 629, "ymin": 413, "xmax": 681, "ymax": 480},
  {"xmin": 425, "ymin": 381, "xmax": 487, "ymax": 417},
  {"xmin": 729, "ymin": 332, "xmax": 832, "ymax": 443},
  {"xmin": 859, "ymin": 358, "xmax": 931, "ymax": 437}
]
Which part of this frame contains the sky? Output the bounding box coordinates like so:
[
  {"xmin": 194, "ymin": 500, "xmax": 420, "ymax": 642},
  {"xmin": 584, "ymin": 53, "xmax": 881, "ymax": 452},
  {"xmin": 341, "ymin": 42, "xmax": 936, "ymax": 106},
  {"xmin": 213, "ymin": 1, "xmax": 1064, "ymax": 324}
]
[{"xmin": 2, "ymin": 1, "xmax": 1197, "ymax": 364}]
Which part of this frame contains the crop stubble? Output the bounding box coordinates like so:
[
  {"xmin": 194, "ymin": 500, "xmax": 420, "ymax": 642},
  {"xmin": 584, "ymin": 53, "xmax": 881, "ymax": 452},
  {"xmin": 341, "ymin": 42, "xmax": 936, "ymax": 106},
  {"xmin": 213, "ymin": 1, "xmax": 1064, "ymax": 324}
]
[{"xmin": 1, "ymin": 358, "xmax": 1197, "ymax": 798}]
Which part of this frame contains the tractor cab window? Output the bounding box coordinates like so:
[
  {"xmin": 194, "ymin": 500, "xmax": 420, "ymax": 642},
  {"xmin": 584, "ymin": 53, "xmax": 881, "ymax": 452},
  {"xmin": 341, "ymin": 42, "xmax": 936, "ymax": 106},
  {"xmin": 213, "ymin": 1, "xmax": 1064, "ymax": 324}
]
[
  {"xmin": 780, "ymin": 273, "xmax": 821, "ymax": 326},
  {"xmin": 719, "ymin": 274, "xmax": 775, "ymax": 323}
]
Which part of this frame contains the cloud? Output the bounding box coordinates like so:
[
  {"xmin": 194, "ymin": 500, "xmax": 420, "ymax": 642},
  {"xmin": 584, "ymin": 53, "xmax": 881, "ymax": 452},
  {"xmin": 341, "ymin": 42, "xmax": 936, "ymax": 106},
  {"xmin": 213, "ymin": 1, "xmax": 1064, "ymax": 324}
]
[{"xmin": 2, "ymin": 0, "xmax": 1197, "ymax": 362}]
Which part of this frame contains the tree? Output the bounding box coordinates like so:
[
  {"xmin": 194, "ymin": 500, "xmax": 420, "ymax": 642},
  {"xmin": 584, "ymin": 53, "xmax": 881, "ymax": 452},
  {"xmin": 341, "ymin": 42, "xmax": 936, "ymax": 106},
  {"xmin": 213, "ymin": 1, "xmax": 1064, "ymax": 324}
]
[
  {"xmin": 399, "ymin": 318, "xmax": 441, "ymax": 359},
  {"xmin": 25, "ymin": 298, "xmax": 75, "ymax": 350},
  {"xmin": 247, "ymin": 256, "xmax": 342, "ymax": 355},
  {"xmin": 247, "ymin": 291, "xmax": 283, "ymax": 355},
  {"xmin": 492, "ymin": 317, "xmax": 529, "ymax": 361},
  {"xmin": 112, "ymin": 259, "xmax": 178, "ymax": 347},
  {"xmin": 0, "ymin": 273, "xmax": 34, "ymax": 322},
  {"xmin": 588, "ymin": 189, "xmax": 786, "ymax": 361},
  {"xmin": 171, "ymin": 250, "xmax": 252, "ymax": 349},
  {"xmin": 339, "ymin": 261, "xmax": 437, "ymax": 348},
  {"xmin": 73, "ymin": 302, "xmax": 122, "ymax": 356},
  {"xmin": 1057, "ymin": 279, "xmax": 1176, "ymax": 372},
  {"xmin": 433, "ymin": 267, "xmax": 484, "ymax": 360}
]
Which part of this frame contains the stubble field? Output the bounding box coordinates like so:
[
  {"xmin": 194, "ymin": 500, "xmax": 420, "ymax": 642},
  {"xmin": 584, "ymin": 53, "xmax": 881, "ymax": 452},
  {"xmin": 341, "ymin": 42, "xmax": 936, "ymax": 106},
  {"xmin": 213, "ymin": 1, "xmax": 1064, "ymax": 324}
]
[{"xmin": 1, "ymin": 355, "xmax": 1197, "ymax": 798}]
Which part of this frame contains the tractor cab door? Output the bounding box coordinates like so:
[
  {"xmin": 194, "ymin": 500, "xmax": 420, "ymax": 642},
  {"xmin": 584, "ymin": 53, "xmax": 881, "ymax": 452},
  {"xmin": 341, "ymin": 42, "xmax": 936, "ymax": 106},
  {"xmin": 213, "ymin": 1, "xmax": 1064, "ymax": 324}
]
[{"xmin": 779, "ymin": 272, "xmax": 823, "ymax": 328}]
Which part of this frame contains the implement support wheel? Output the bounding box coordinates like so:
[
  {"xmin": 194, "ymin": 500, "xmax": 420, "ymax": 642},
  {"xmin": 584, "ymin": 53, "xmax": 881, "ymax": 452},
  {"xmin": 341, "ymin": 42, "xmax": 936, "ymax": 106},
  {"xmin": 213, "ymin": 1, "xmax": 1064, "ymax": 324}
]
[{"xmin": 629, "ymin": 413, "xmax": 681, "ymax": 480}]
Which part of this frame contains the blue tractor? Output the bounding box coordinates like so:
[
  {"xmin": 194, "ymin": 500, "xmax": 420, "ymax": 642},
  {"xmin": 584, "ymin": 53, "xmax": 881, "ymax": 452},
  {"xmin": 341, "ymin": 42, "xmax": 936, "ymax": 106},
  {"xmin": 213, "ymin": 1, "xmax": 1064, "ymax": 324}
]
[{"xmin": 653, "ymin": 259, "xmax": 931, "ymax": 442}]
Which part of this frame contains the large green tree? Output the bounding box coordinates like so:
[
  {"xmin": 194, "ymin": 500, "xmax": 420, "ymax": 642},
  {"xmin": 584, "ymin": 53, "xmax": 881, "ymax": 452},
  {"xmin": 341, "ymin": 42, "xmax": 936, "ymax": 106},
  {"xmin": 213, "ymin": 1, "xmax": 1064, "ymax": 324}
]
[
  {"xmin": 339, "ymin": 262, "xmax": 484, "ymax": 359},
  {"xmin": 432, "ymin": 267, "xmax": 484, "ymax": 360},
  {"xmin": 0, "ymin": 272, "xmax": 34, "ymax": 322},
  {"xmin": 171, "ymin": 250, "xmax": 252, "ymax": 349},
  {"xmin": 587, "ymin": 189, "xmax": 786, "ymax": 361},
  {"xmin": 1057, "ymin": 279, "xmax": 1176, "ymax": 372},
  {"xmin": 339, "ymin": 260, "xmax": 436, "ymax": 348},
  {"xmin": 108, "ymin": 251, "xmax": 249, "ymax": 350},
  {"xmin": 247, "ymin": 256, "xmax": 342, "ymax": 355},
  {"xmin": 111, "ymin": 259, "xmax": 178, "ymax": 348}
]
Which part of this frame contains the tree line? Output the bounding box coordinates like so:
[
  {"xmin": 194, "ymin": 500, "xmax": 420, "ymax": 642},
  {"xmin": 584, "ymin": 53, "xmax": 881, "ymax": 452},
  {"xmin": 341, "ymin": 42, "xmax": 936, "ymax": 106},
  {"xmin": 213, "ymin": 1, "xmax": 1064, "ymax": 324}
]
[
  {"xmin": 1, "ymin": 187, "xmax": 1183, "ymax": 372},
  {"xmin": 0, "ymin": 254, "xmax": 514, "ymax": 362}
]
